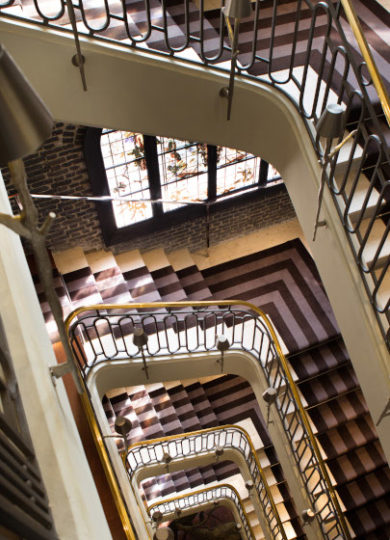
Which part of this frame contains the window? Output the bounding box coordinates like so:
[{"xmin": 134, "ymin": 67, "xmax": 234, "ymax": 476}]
[
  {"xmin": 85, "ymin": 127, "xmax": 284, "ymax": 245},
  {"xmin": 101, "ymin": 130, "xmax": 152, "ymax": 227},
  {"xmin": 156, "ymin": 137, "xmax": 208, "ymax": 211},
  {"xmin": 216, "ymin": 146, "xmax": 261, "ymax": 196}
]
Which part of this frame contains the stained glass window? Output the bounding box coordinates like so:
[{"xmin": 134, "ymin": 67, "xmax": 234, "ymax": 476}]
[
  {"xmin": 99, "ymin": 129, "xmax": 278, "ymax": 229},
  {"xmin": 101, "ymin": 129, "xmax": 152, "ymax": 227},
  {"xmin": 267, "ymin": 163, "xmax": 281, "ymax": 182},
  {"xmin": 157, "ymin": 137, "xmax": 208, "ymax": 212},
  {"xmin": 216, "ymin": 146, "xmax": 261, "ymax": 196}
]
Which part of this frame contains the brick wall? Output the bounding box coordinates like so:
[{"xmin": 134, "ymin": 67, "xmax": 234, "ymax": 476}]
[
  {"xmin": 1, "ymin": 123, "xmax": 105, "ymax": 252},
  {"xmin": 1, "ymin": 123, "xmax": 296, "ymax": 254},
  {"xmin": 113, "ymin": 187, "xmax": 295, "ymax": 254}
]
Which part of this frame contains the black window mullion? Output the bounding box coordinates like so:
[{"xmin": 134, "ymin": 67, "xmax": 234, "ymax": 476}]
[
  {"xmin": 143, "ymin": 135, "xmax": 163, "ymax": 217},
  {"xmin": 207, "ymin": 145, "xmax": 217, "ymax": 201},
  {"xmin": 259, "ymin": 159, "xmax": 269, "ymax": 186}
]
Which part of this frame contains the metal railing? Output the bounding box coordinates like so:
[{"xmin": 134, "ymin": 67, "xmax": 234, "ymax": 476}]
[
  {"xmin": 66, "ymin": 300, "xmax": 351, "ymax": 539},
  {"xmin": 148, "ymin": 484, "xmax": 256, "ymax": 540},
  {"xmin": 126, "ymin": 424, "xmax": 286, "ymax": 540},
  {"xmin": 1, "ymin": 0, "xmax": 389, "ymax": 348}
]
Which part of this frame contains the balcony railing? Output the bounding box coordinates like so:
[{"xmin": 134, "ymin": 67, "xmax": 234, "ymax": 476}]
[
  {"xmin": 126, "ymin": 424, "xmax": 286, "ymax": 539},
  {"xmin": 66, "ymin": 300, "xmax": 351, "ymax": 539},
  {"xmin": 1, "ymin": 0, "xmax": 389, "ymax": 349},
  {"xmin": 148, "ymin": 484, "xmax": 256, "ymax": 540}
]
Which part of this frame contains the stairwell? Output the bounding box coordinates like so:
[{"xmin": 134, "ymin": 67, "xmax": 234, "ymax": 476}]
[{"xmin": 31, "ymin": 230, "xmax": 390, "ymax": 539}]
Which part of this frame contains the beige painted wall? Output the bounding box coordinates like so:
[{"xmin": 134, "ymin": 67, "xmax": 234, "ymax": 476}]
[{"xmin": 0, "ymin": 174, "xmax": 112, "ymax": 540}]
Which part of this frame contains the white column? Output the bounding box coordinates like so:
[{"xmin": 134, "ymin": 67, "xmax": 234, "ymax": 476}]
[{"xmin": 0, "ymin": 172, "xmax": 112, "ymax": 540}]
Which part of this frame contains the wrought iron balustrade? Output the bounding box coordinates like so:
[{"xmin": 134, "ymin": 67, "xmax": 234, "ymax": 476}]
[
  {"xmin": 126, "ymin": 424, "xmax": 286, "ymax": 540},
  {"xmin": 1, "ymin": 0, "xmax": 389, "ymax": 348},
  {"xmin": 66, "ymin": 300, "xmax": 351, "ymax": 538},
  {"xmin": 148, "ymin": 483, "xmax": 256, "ymax": 540}
]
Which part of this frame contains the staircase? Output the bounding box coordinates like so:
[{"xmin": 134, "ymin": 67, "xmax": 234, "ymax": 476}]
[
  {"xmin": 105, "ymin": 377, "xmax": 302, "ymax": 539},
  {"xmin": 36, "ymin": 236, "xmax": 390, "ymax": 538}
]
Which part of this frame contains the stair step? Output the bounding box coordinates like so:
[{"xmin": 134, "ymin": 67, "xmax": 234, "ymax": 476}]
[
  {"xmin": 141, "ymin": 248, "xmax": 187, "ymax": 302},
  {"xmin": 165, "ymin": 383, "xmax": 219, "ymax": 487},
  {"xmin": 52, "ymin": 246, "xmax": 103, "ymax": 308},
  {"xmin": 141, "ymin": 472, "xmax": 176, "ymax": 500},
  {"xmin": 130, "ymin": 386, "xmax": 167, "ymax": 440},
  {"xmin": 125, "ymin": 385, "xmax": 192, "ymax": 498},
  {"xmin": 166, "ymin": 383, "xmax": 203, "ymax": 432},
  {"xmin": 148, "ymin": 383, "xmax": 198, "ymax": 492},
  {"xmin": 52, "ymin": 246, "xmax": 88, "ymax": 275},
  {"xmin": 308, "ymin": 390, "xmax": 368, "ymax": 433},
  {"xmin": 317, "ymin": 413, "xmax": 378, "ymax": 460},
  {"xmin": 203, "ymin": 375, "xmax": 271, "ymax": 447},
  {"xmin": 346, "ymin": 493, "xmax": 390, "ymax": 538},
  {"xmin": 177, "ymin": 264, "xmax": 213, "ymax": 300},
  {"xmin": 148, "ymin": 384, "xmax": 184, "ymax": 436},
  {"xmin": 287, "ymin": 337, "xmax": 347, "ymax": 380},
  {"xmin": 333, "ymin": 137, "xmax": 364, "ymax": 176},
  {"xmin": 150, "ymin": 266, "xmax": 188, "ymax": 302},
  {"xmin": 328, "ymin": 440, "xmax": 387, "ymax": 486},
  {"xmin": 358, "ymin": 216, "xmax": 390, "ymax": 270},
  {"xmin": 338, "ymin": 466, "xmax": 390, "ymax": 511},
  {"xmin": 168, "ymin": 247, "xmax": 212, "ymax": 300},
  {"xmin": 116, "ymin": 249, "xmax": 162, "ymax": 304},
  {"xmin": 200, "ymin": 239, "xmax": 339, "ymax": 352},
  {"xmin": 184, "ymin": 381, "xmax": 219, "ymax": 428},
  {"xmin": 298, "ymin": 362, "xmax": 358, "ymax": 407},
  {"xmin": 333, "ymin": 169, "xmax": 384, "ymax": 224},
  {"xmin": 85, "ymin": 249, "xmax": 132, "ymax": 304},
  {"xmin": 61, "ymin": 265, "xmax": 103, "ymax": 307}
]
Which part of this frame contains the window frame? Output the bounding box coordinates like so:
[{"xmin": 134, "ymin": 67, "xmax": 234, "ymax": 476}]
[{"xmin": 85, "ymin": 127, "xmax": 284, "ymax": 246}]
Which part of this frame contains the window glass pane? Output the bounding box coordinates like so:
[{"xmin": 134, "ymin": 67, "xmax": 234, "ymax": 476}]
[
  {"xmin": 216, "ymin": 146, "xmax": 260, "ymax": 196},
  {"xmin": 101, "ymin": 130, "xmax": 152, "ymax": 226},
  {"xmin": 157, "ymin": 137, "xmax": 208, "ymax": 212},
  {"xmin": 267, "ymin": 163, "xmax": 281, "ymax": 182}
]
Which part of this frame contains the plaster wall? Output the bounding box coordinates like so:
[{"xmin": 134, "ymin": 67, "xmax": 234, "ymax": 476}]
[{"xmin": 0, "ymin": 173, "xmax": 112, "ymax": 540}]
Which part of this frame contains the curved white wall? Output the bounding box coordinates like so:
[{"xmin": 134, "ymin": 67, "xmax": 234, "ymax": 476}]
[
  {"xmin": 1, "ymin": 17, "xmax": 389, "ymax": 463},
  {"xmin": 89, "ymin": 350, "xmax": 325, "ymax": 540}
]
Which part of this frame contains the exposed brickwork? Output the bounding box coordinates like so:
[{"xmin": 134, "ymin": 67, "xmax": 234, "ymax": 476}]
[
  {"xmin": 1, "ymin": 123, "xmax": 296, "ymax": 255},
  {"xmin": 113, "ymin": 187, "xmax": 295, "ymax": 254},
  {"xmin": 1, "ymin": 123, "xmax": 104, "ymax": 252}
]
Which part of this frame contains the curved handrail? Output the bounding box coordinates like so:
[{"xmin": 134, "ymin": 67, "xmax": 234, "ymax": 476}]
[
  {"xmin": 148, "ymin": 483, "xmax": 256, "ymax": 540},
  {"xmin": 340, "ymin": 0, "xmax": 390, "ymax": 127},
  {"xmin": 126, "ymin": 423, "xmax": 287, "ymax": 540},
  {"xmin": 66, "ymin": 300, "xmax": 351, "ymax": 539}
]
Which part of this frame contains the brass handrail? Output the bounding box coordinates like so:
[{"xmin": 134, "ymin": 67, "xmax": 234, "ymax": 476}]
[
  {"xmin": 147, "ymin": 483, "xmax": 256, "ymax": 539},
  {"xmin": 340, "ymin": 0, "xmax": 390, "ymax": 127},
  {"xmin": 65, "ymin": 300, "xmax": 351, "ymax": 539},
  {"xmin": 76, "ymin": 373, "xmax": 141, "ymax": 539},
  {"xmin": 126, "ymin": 423, "xmax": 287, "ymax": 539}
]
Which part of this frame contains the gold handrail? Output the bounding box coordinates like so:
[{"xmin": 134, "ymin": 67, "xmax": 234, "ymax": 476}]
[
  {"xmin": 65, "ymin": 300, "xmax": 351, "ymax": 539},
  {"xmin": 76, "ymin": 375, "xmax": 141, "ymax": 539},
  {"xmin": 127, "ymin": 423, "xmax": 287, "ymax": 540},
  {"xmin": 340, "ymin": 0, "xmax": 390, "ymax": 127},
  {"xmin": 147, "ymin": 483, "xmax": 256, "ymax": 539}
]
